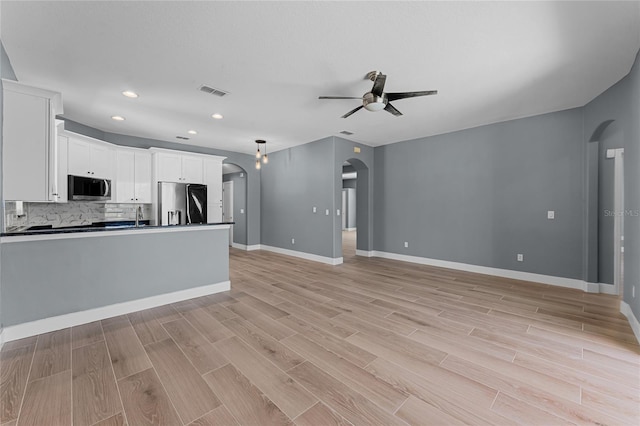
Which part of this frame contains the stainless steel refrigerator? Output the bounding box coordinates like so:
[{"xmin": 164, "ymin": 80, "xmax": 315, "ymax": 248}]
[{"xmin": 158, "ymin": 182, "xmax": 207, "ymax": 225}]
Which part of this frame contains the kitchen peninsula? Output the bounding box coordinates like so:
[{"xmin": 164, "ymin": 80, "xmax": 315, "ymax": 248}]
[{"xmin": 0, "ymin": 223, "xmax": 232, "ymax": 341}]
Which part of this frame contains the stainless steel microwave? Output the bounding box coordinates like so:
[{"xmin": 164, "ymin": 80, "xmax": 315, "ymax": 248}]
[{"xmin": 68, "ymin": 175, "xmax": 111, "ymax": 201}]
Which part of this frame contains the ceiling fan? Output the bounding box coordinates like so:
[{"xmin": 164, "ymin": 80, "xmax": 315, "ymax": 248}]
[{"xmin": 319, "ymin": 71, "xmax": 437, "ymax": 118}]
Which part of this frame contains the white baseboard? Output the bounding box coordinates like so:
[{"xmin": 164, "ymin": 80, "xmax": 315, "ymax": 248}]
[
  {"xmin": 231, "ymin": 242, "xmax": 247, "ymax": 250},
  {"xmin": 246, "ymin": 244, "xmax": 262, "ymax": 251},
  {"xmin": 620, "ymin": 301, "xmax": 640, "ymax": 344},
  {"xmin": 343, "ymin": 227, "xmax": 357, "ymax": 231},
  {"xmin": 598, "ymin": 282, "xmax": 619, "ymax": 295},
  {"xmin": 355, "ymin": 249, "xmax": 375, "ymax": 257},
  {"xmin": 0, "ymin": 328, "xmax": 4, "ymax": 351},
  {"xmin": 2, "ymin": 280, "xmax": 231, "ymax": 343},
  {"xmin": 260, "ymin": 245, "xmax": 343, "ymax": 265},
  {"xmin": 370, "ymin": 251, "xmax": 588, "ymax": 291}
]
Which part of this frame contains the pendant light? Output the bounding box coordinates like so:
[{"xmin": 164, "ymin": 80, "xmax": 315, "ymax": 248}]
[{"xmin": 255, "ymin": 139, "xmax": 267, "ymax": 169}]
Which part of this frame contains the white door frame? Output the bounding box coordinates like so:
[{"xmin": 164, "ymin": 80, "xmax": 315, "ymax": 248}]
[
  {"xmin": 222, "ymin": 181, "xmax": 234, "ymax": 246},
  {"xmin": 607, "ymin": 148, "xmax": 624, "ymax": 295}
]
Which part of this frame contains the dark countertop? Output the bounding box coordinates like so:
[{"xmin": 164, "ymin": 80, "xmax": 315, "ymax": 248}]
[{"xmin": 2, "ymin": 221, "xmax": 235, "ymax": 237}]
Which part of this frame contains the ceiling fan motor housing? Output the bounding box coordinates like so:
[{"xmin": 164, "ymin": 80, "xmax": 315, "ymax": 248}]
[{"xmin": 363, "ymin": 92, "xmax": 386, "ymax": 111}]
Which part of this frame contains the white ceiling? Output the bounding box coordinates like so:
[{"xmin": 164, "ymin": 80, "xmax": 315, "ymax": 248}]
[{"xmin": 2, "ymin": 1, "xmax": 639, "ymax": 155}]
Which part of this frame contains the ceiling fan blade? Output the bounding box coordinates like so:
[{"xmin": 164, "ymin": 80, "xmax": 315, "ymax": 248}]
[
  {"xmin": 371, "ymin": 73, "xmax": 387, "ymax": 97},
  {"xmin": 319, "ymin": 96, "xmax": 363, "ymax": 100},
  {"xmin": 342, "ymin": 105, "xmax": 364, "ymax": 118},
  {"xmin": 386, "ymin": 90, "xmax": 438, "ymax": 102},
  {"xmin": 384, "ymin": 103, "xmax": 403, "ymax": 116}
]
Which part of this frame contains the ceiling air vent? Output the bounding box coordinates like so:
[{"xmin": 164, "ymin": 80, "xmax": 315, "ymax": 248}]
[
  {"xmin": 199, "ymin": 84, "xmax": 229, "ymax": 97},
  {"xmin": 339, "ymin": 130, "xmax": 354, "ymax": 135},
  {"xmin": 176, "ymin": 136, "xmax": 190, "ymax": 140}
]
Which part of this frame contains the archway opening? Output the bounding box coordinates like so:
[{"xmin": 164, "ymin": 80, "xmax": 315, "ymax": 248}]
[{"xmin": 340, "ymin": 158, "xmax": 370, "ymax": 260}]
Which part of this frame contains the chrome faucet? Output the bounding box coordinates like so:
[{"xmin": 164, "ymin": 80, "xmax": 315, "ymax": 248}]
[{"xmin": 135, "ymin": 205, "xmax": 143, "ymax": 227}]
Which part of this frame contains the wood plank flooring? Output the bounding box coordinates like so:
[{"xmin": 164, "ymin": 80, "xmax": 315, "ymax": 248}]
[{"xmin": 1, "ymin": 231, "xmax": 639, "ymax": 425}]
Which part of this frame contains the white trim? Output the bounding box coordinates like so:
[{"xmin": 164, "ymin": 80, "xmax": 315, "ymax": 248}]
[
  {"xmin": 370, "ymin": 251, "xmax": 588, "ymax": 290},
  {"xmin": 598, "ymin": 282, "xmax": 619, "ymax": 295},
  {"xmin": 585, "ymin": 282, "xmax": 600, "ymax": 293},
  {"xmin": 344, "ymin": 227, "xmax": 357, "ymax": 231},
  {"xmin": 620, "ymin": 301, "xmax": 640, "ymax": 345},
  {"xmin": 2, "ymin": 280, "xmax": 230, "ymax": 343},
  {"xmin": 260, "ymin": 245, "xmax": 343, "ymax": 265},
  {"xmin": 1, "ymin": 224, "xmax": 231, "ymax": 243},
  {"xmin": 355, "ymin": 249, "xmax": 375, "ymax": 257},
  {"xmin": 246, "ymin": 244, "xmax": 262, "ymax": 251},
  {"xmin": 231, "ymin": 242, "xmax": 247, "ymax": 250},
  {"xmin": 0, "ymin": 328, "xmax": 4, "ymax": 351}
]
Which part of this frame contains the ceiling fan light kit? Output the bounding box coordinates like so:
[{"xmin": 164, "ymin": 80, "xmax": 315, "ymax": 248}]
[{"xmin": 319, "ymin": 71, "xmax": 437, "ymax": 118}]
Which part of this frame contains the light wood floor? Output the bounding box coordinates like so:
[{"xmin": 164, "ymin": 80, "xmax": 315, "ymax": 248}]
[{"xmin": 2, "ymin": 231, "xmax": 639, "ymax": 425}]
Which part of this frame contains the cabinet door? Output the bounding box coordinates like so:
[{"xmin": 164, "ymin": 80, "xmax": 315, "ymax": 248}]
[
  {"xmin": 90, "ymin": 143, "xmax": 114, "ymax": 179},
  {"xmin": 207, "ymin": 202, "xmax": 223, "ymax": 223},
  {"xmin": 115, "ymin": 150, "xmax": 135, "ymax": 202},
  {"xmin": 134, "ymin": 151, "xmax": 152, "ymax": 203},
  {"xmin": 67, "ymin": 138, "xmax": 92, "ymax": 177},
  {"xmin": 55, "ymin": 134, "xmax": 68, "ymax": 203},
  {"xmin": 181, "ymin": 155, "xmax": 204, "ymax": 184},
  {"xmin": 203, "ymin": 158, "xmax": 223, "ymax": 203},
  {"xmin": 2, "ymin": 90, "xmax": 50, "ymax": 201},
  {"xmin": 155, "ymin": 152, "xmax": 182, "ymax": 182}
]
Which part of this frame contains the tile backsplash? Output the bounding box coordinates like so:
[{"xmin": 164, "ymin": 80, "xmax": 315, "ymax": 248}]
[{"xmin": 4, "ymin": 201, "xmax": 152, "ymax": 231}]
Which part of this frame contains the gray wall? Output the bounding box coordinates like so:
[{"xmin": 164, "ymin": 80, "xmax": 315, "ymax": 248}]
[
  {"xmin": 63, "ymin": 120, "xmax": 261, "ymax": 246},
  {"xmin": 260, "ymin": 136, "xmax": 374, "ymax": 260},
  {"xmin": 374, "ymin": 108, "xmax": 585, "ymax": 280},
  {"xmin": 223, "ymin": 172, "xmax": 247, "ymax": 245},
  {"xmin": 1, "ymin": 228, "xmax": 229, "ymax": 326},
  {"xmin": 261, "ymin": 137, "xmax": 336, "ymax": 258},
  {"xmin": 342, "ymin": 178, "xmax": 357, "ymax": 189},
  {"xmin": 584, "ymin": 48, "xmax": 640, "ymax": 322}
]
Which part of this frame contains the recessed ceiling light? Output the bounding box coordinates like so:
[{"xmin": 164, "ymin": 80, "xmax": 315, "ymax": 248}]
[
  {"xmin": 122, "ymin": 91, "xmax": 138, "ymax": 98},
  {"xmin": 111, "ymin": 115, "xmax": 125, "ymax": 121},
  {"xmin": 211, "ymin": 113, "xmax": 223, "ymax": 120},
  {"xmin": 188, "ymin": 130, "xmax": 197, "ymax": 135}
]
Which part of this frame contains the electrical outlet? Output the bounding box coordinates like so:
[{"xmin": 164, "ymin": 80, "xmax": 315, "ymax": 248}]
[
  {"xmin": 337, "ymin": 209, "xmax": 341, "ymax": 216},
  {"xmin": 547, "ymin": 210, "xmax": 555, "ymax": 219},
  {"xmin": 517, "ymin": 254, "xmax": 524, "ymax": 262},
  {"xmin": 404, "ymin": 241, "xmax": 409, "ymax": 248},
  {"xmin": 291, "ymin": 238, "xmax": 295, "ymax": 245},
  {"xmin": 240, "ymin": 208, "xmax": 244, "ymax": 214},
  {"xmin": 312, "ymin": 206, "xmax": 317, "ymax": 213},
  {"xmin": 325, "ymin": 209, "xmax": 330, "ymax": 216}
]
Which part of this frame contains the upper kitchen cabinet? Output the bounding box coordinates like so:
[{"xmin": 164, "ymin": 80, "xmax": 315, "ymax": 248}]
[
  {"xmin": 67, "ymin": 135, "xmax": 114, "ymax": 179},
  {"xmin": 2, "ymin": 79, "xmax": 64, "ymax": 202},
  {"xmin": 115, "ymin": 148, "xmax": 152, "ymax": 203},
  {"xmin": 151, "ymin": 149, "xmax": 204, "ymax": 184}
]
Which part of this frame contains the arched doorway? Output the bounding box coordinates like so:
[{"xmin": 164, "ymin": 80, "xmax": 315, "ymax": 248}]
[
  {"xmin": 222, "ymin": 162, "xmax": 248, "ymax": 248},
  {"xmin": 340, "ymin": 157, "xmax": 371, "ymax": 260},
  {"xmin": 587, "ymin": 120, "xmax": 625, "ymax": 295}
]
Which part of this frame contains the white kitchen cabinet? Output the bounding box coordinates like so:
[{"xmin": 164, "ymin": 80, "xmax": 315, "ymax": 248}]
[
  {"xmin": 68, "ymin": 136, "xmax": 114, "ymax": 179},
  {"xmin": 115, "ymin": 149, "xmax": 151, "ymax": 203},
  {"xmin": 152, "ymin": 150, "xmax": 204, "ymax": 184},
  {"xmin": 2, "ymin": 79, "xmax": 63, "ymax": 202},
  {"xmin": 203, "ymin": 157, "xmax": 224, "ymax": 223}
]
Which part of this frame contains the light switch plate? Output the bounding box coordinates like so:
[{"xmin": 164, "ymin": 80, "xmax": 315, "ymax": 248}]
[
  {"xmin": 313, "ymin": 206, "xmax": 317, "ymax": 213},
  {"xmin": 404, "ymin": 241, "xmax": 409, "ymax": 248},
  {"xmin": 240, "ymin": 208, "xmax": 244, "ymax": 214},
  {"xmin": 547, "ymin": 211, "xmax": 555, "ymax": 219},
  {"xmin": 337, "ymin": 209, "xmax": 341, "ymax": 216},
  {"xmin": 517, "ymin": 254, "xmax": 524, "ymax": 262},
  {"xmin": 325, "ymin": 209, "xmax": 329, "ymax": 215}
]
